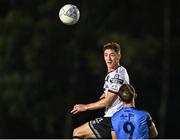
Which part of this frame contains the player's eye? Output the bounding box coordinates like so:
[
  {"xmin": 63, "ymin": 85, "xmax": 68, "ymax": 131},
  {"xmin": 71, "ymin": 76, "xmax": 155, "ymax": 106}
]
[
  {"xmin": 110, "ymin": 54, "xmax": 115, "ymax": 57},
  {"xmin": 104, "ymin": 54, "xmax": 108, "ymax": 57}
]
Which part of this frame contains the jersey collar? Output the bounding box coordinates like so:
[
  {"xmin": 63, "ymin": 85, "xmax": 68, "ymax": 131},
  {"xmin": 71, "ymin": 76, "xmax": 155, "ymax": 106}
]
[{"xmin": 107, "ymin": 65, "xmax": 121, "ymax": 74}]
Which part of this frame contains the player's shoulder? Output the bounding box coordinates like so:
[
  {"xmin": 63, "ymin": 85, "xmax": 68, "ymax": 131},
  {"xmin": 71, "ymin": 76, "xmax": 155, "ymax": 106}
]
[
  {"xmin": 136, "ymin": 109, "xmax": 150, "ymax": 117},
  {"xmin": 106, "ymin": 66, "xmax": 129, "ymax": 84},
  {"xmin": 112, "ymin": 107, "xmax": 125, "ymax": 116},
  {"xmin": 116, "ymin": 65, "xmax": 127, "ymax": 73},
  {"xmin": 109, "ymin": 66, "xmax": 127, "ymax": 76},
  {"xmin": 107, "ymin": 66, "xmax": 127, "ymax": 75},
  {"xmin": 112, "ymin": 109, "xmax": 122, "ymax": 120}
]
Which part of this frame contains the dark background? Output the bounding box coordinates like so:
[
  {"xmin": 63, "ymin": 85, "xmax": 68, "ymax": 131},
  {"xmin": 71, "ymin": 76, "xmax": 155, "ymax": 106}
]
[{"xmin": 0, "ymin": 0, "xmax": 179, "ymax": 138}]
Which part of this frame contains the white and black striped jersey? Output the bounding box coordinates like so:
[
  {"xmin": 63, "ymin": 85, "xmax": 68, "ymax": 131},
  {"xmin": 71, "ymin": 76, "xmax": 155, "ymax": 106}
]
[{"xmin": 103, "ymin": 66, "xmax": 129, "ymax": 117}]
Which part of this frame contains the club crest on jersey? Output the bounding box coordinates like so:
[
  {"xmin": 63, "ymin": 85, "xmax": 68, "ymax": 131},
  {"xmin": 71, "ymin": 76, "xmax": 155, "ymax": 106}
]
[
  {"xmin": 110, "ymin": 78, "xmax": 124, "ymax": 84},
  {"xmin": 114, "ymin": 74, "xmax": 119, "ymax": 79}
]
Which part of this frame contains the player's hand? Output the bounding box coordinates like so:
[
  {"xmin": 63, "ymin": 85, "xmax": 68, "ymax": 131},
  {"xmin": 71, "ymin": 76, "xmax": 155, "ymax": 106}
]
[{"xmin": 70, "ymin": 104, "xmax": 87, "ymax": 114}]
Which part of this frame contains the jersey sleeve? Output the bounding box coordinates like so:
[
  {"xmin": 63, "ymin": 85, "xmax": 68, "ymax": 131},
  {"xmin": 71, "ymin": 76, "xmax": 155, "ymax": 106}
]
[
  {"xmin": 108, "ymin": 68, "xmax": 129, "ymax": 94},
  {"xmin": 146, "ymin": 112, "xmax": 153, "ymax": 127}
]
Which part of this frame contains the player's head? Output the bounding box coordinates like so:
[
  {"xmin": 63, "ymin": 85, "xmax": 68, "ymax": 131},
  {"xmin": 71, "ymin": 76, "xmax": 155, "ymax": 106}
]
[
  {"xmin": 103, "ymin": 42, "xmax": 121, "ymax": 55},
  {"xmin": 103, "ymin": 42, "xmax": 121, "ymax": 70},
  {"xmin": 118, "ymin": 84, "xmax": 137, "ymax": 103}
]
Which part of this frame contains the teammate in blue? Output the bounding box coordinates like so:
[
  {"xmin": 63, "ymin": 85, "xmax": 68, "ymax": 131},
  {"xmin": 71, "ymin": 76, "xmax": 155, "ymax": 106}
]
[{"xmin": 111, "ymin": 84, "xmax": 158, "ymax": 139}]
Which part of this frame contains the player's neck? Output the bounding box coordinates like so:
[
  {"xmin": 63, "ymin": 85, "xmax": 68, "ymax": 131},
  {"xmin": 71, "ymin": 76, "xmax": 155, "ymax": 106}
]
[
  {"xmin": 107, "ymin": 64, "xmax": 120, "ymax": 72},
  {"xmin": 123, "ymin": 102, "xmax": 135, "ymax": 107}
]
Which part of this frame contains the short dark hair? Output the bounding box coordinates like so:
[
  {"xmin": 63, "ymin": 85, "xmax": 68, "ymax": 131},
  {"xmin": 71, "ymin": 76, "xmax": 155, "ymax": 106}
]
[
  {"xmin": 103, "ymin": 42, "xmax": 121, "ymax": 54},
  {"xmin": 118, "ymin": 84, "xmax": 136, "ymax": 103}
]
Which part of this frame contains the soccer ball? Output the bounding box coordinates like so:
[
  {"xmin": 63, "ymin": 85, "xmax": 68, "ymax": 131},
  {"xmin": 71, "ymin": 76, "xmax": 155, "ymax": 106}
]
[{"xmin": 59, "ymin": 4, "xmax": 80, "ymax": 25}]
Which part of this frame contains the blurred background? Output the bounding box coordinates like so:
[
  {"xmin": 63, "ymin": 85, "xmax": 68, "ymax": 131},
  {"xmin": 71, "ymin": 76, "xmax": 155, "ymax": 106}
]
[{"xmin": 0, "ymin": 0, "xmax": 179, "ymax": 138}]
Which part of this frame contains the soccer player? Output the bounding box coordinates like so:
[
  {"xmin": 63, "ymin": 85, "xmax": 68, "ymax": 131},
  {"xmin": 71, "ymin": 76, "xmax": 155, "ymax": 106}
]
[
  {"xmin": 71, "ymin": 42, "xmax": 130, "ymax": 139},
  {"xmin": 111, "ymin": 84, "xmax": 158, "ymax": 139}
]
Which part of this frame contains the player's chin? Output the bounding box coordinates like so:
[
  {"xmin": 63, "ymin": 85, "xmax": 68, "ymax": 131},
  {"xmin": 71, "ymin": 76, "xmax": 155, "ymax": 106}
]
[
  {"xmin": 109, "ymin": 64, "xmax": 118, "ymax": 70},
  {"xmin": 107, "ymin": 65, "xmax": 114, "ymax": 69}
]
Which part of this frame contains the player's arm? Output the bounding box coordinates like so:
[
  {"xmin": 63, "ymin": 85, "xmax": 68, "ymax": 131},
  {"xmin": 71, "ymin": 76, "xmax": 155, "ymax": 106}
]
[
  {"xmin": 149, "ymin": 121, "xmax": 158, "ymax": 138},
  {"xmin": 147, "ymin": 114, "xmax": 158, "ymax": 138},
  {"xmin": 71, "ymin": 91, "xmax": 117, "ymax": 114},
  {"xmin": 111, "ymin": 130, "xmax": 118, "ymax": 139},
  {"xmin": 86, "ymin": 91, "xmax": 117, "ymax": 110}
]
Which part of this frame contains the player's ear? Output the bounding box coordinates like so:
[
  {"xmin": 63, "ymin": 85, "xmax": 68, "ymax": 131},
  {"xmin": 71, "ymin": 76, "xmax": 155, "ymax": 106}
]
[{"xmin": 118, "ymin": 53, "xmax": 121, "ymax": 60}]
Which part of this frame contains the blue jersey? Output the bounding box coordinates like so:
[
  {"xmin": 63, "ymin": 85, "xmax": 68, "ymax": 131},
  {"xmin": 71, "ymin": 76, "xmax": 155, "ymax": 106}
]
[{"xmin": 111, "ymin": 107, "xmax": 152, "ymax": 139}]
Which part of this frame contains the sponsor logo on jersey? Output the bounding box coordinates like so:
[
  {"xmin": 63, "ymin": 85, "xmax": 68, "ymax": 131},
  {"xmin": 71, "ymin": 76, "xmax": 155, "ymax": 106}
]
[
  {"xmin": 120, "ymin": 113, "xmax": 135, "ymax": 120},
  {"xmin": 110, "ymin": 78, "xmax": 124, "ymax": 84}
]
